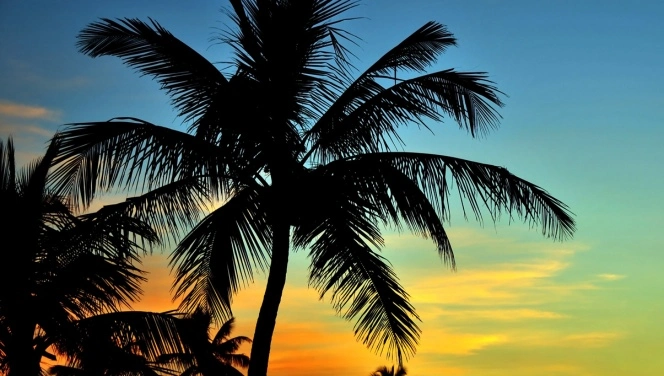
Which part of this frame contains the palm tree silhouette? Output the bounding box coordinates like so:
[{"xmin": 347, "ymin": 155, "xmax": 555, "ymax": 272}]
[
  {"xmin": 49, "ymin": 310, "xmax": 189, "ymax": 376},
  {"xmin": 52, "ymin": 1, "xmax": 576, "ymax": 375},
  {"xmin": 158, "ymin": 309, "xmax": 250, "ymax": 376},
  {"xmin": 372, "ymin": 365, "xmax": 407, "ymax": 376},
  {"xmin": 0, "ymin": 137, "xmax": 160, "ymax": 376}
]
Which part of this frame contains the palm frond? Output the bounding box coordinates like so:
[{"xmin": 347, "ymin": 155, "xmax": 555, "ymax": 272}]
[
  {"xmin": 353, "ymin": 152, "xmax": 576, "ymax": 240},
  {"xmin": 293, "ymin": 178, "xmax": 420, "ymax": 364},
  {"xmin": 90, "ymin": 176, "xmax": 211, "ymax": 244},
  {"xmin": 51, "ymin": 118, "xmax": 237, "ymax": 210},
  {"xmin": 0, "ymin": 137, "xmax": 16, "ymax": 193},
  {"xmin": 21, "ymin": 135, "xmax": 61, "ymax": 204},
  {"xmin": 212, "ymin": 318, "xmax": 251, "ymax": 367},
  {"xmin": 42, "ymin": 204, "xmax": 159, "ymax": 267},
  {"xmin": 304, "ymin": 21, "xmax": 460, "ymax": 160},
  {"xmin": 320, "ymin": 158, "xmax": 454, "ymax": 265},
  {"xmin": 223, "ymin": 0, "xmax": 358, "ymax": 125},
  {"xmin": 36, "ymin": 253, "xmax": 146, "ymax": 319},
  {"xmin": 216, "ymin": 352, "xmax": 251, "ymax": 369},
  {"xmin": 307, "ymin": 69, "xmax": 504, "ymax": 164},
  {"xmin": 77, "ymin": 17, "xmax": 228, "ymax": 123},
  {"xmin": 366, "ymin": 21, "xmax": 456, "ymax": 76},
  {"xmin": 170, "ymin": 186, "xmax": 271, "ymax": 321},
  {"xmin": 57, "ymin": 311, "xmax": 187, "ymax": 364},
  {"xmin": 214, "ymin": 334, "xmax": 251, "ymax": 355},
  {"xmin": 209, "ymin": 316, "xmax": 233, "ymax": 344},
  {"xmin": 155, "ymin": 351, "xmax": 195, "ymax": 369},
  {"xmin": 314, "ymin": 236, "xmax": 420, "ymax": 364}
]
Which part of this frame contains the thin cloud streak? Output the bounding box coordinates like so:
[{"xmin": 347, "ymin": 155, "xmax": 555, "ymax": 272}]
[
  {"xmin": 597, "ymin": 273, "xmax": 626, "ymax": 281},
  {"xmin": 0, "ymin": 100, "xmax": 61, "ymax": 121},
  {"xmin": 0, "ymin": 122, "xmax": 53, "ymax": 137},
  {"xmin": 435, "ymin": 308, "xmax": 566, "ymax": 321}
]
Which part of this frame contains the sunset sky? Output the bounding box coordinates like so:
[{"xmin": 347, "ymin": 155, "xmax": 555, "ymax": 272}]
[{"xmin": 2, "ymin": 0, "xmax": 663, "ymax": 375}]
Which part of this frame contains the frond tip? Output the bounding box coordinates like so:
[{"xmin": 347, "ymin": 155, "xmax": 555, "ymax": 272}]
[
  {"xmin": 353, "ymin": 152, "xmax": 576, "ymax": 241},
  {"xmin": 294, "ymin": 180, "xmax": 421, "ymax": 363}
]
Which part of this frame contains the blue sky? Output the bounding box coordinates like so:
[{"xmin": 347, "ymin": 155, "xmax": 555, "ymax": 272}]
[{"xmin": 1, "ymin": 1, "xmax": 663, "ymax": 375}]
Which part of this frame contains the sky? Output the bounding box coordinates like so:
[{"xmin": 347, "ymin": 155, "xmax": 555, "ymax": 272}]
[{"xmin": 1, "ymin": 0, "xmax": 663, "ymax": 375}]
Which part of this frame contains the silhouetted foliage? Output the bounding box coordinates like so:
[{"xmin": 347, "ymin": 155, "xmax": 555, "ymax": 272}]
[
  {"xmin": 0, "ymin": 137, "xmax": 160, "ymax": 376},
  {"xmin": 53, "ymin": 1, "xmax": 575, "ymax": 375},
  {"xmin": 372, "ymin": 365, "xmax": 407, "ymax": 376},
  {"xmin": 157, "ymin": 310, "xmax": 250, "ymax": 376},
  {"xmin": 49, "ymin": 310, "xmax": 189, "ymax": 376}
]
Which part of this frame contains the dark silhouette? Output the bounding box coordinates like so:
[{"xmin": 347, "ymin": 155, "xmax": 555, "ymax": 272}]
[
  {"xmin": 48, "ymin": 309, "xmax": 251, "ymax": 376},
  {"xmin": 0, "ymin": 137, "xmax": 160, "ymax": 376},
  {"xmin": 158, "ymin": 310, "xmax": 251, "ymax": 376},
  {"xmin": 49, "ymin": 310, "xmax": 187, "ymax": 376},
  {"xmin": 52, "ymin": 1, "xmax": 576, "ymax": 375},
  {"xmin": 372, "ymin": 365, "xmax": 407, "ymax": 376}
]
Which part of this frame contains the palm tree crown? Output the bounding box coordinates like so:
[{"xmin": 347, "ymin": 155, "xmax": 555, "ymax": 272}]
[
  {"xmin": 51, "ymin": 1, "xmax": 575, "ymax": 375},
  {"xmin": 158, "ymin": 310, "xmax": 251, "ymax": 376},
  {"xmin": 0, "ymin": 137, "xmax": 160, "ymax": 376}
]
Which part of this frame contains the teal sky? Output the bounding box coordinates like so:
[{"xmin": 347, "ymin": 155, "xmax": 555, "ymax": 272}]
[{"xmin": 1, "ymin": 1, "xmax": 663, "ymax": 375}]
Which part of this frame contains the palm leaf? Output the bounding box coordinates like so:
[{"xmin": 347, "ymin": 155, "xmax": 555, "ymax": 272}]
[
  {"xmin": 170, "ymin": 186, "xmax": 271, "ymax": 321},
  {"xmin": 21, "ymin": 135, "xmax": 61, "ymax": 204},
  {"xmin": 77, "ymin": 17, "xmax": 228, "ymax": 123},
  {"xmin": 224, "ymin": 0, "xmax": 358, "ymax": 126},
  {"xmin": 365, "ymin": 21, "xmax": 456, "ymax": 76},
  {"xmin": 0, "ymin": 137, "xmax": 16, "ymax": 193},
  {"xmin": 36, "ymin": 253, "xmax": 145, "ymax": 319},
  {"xmin": 56, "ymin": 311, "xmax": 187, "ymax": 364},
  {"xmin": 51, "ymin": 118, "xmax": 238, "ymax": 210},
  {"xmin": 321, "ymin": 157, "xmax": 454, "ymax": 265},
  {"xmin": 304, "ymin": 21, "xmax": 462, "ymax": 159},
  {"xmin": 90, "ymin": 176, "xmax": 211, "ymax": 244},
  {"xmin": 213, "ymin": 316, "xmax": 236, "ymax": 343},
  {"xmin": 45, "ymin": 206, "xmax": 158, "ymax": 265},
  {"xmin": 293, "ymin": 177, "xmax": 420, "ymax": 364},
  {"xmin": 210, "ymin": 317, "xmax": 251, "ymax": 367},
  {"xmin": 353, "ymin": 152, "xmax": 576, "ymax": 240},
  {"xmin": 307, "ymin": 69, "xmax": 504, "ymax": 163}
]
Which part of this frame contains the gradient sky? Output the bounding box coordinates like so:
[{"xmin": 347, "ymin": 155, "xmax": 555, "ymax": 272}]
[{"xmin": 2, "ymin": 1, "xmax": 663, "ymax": 375}]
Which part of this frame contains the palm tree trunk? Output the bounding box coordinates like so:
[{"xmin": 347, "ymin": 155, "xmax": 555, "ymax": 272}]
[
  {"xmin": 6, "ymin": 321, "xmax": 41, "ymax": 376},
  {"xmin": 248, "ymin": 219, "xmax": 290, "ymax": 376}
]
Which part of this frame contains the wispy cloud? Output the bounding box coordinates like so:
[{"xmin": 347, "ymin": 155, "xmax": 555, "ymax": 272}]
[
  {"xmin": 0, "ymin": 100, "xmax": 61, "ymax": 121},
  {"xmin": 561, "ymin": 332, "xmax": 623, "ymax": 347},
  {"xmin": 0, "ymin": 122, "xmax": 53, "ymax": 137},
  {"xmin": 408, "ymin": 258, "xmax": 572, "ymax": 307},
  {"xmin": 597, "ymin": 273, "xmax": 626, "ymax": 281},
  {"xmin": 436, "ymin": 308, "xmax": 566, "ymax": 321},
  {"xmin": 512, "ymin": 330, "xmax": 624, "ymax": 348},
  {"xmin": 419, "ymin": 327, "xmax": 509, "ymax": 355}
]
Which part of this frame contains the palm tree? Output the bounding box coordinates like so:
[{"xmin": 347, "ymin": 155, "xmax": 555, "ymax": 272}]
[
  {"xmin": 48, "ymin": 310, "xmax": 188, "ymax": 376},
  {"xmin": 0, "ymin": 136, "xmax": 162, "ymax": 376},
  {"xmin": 157, "ymin": 310, "xmax": 250, "ymax": 376},
  {"xmin": 51, "ymin": 1, "xmax": 576, "ymax": 375},
  {"xmin": 372, "ymin": 365, "xmax": 407, "ymax": 376}
]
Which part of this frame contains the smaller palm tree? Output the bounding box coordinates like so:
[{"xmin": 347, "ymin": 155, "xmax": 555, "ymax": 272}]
[
  {"xmin": 0, "ymin": 136, "xmax": 160, "ymax": 376},
  {"xmin": 372, "ymin": 365, "xmax": 407, "ymax": 376},
  {"xmin": 158, "ymin": 309, "xmax": 251, "ymax": 376},
  {"xmin": 48, "ymin": 310, "xmax": 189, "ymax": 376}
]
